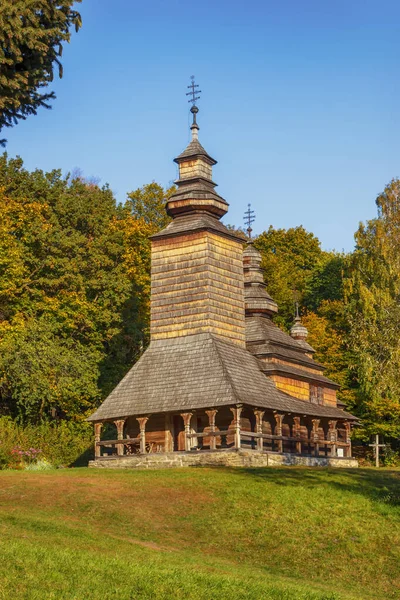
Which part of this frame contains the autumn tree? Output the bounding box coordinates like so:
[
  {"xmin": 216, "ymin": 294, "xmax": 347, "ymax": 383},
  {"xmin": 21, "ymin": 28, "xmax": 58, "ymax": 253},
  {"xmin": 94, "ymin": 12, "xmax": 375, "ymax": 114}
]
[
  {"xmin": 254, "ymin": 225, "xmax": 327, "ymax": 327},
  {"xmin": 0, "ymin": 1, "xmax": 81, "ymax": 139},
  {"xmin": 126, "ymin": 182, "xmax": 174, "ymax": 232},
  {"xmin": 345, "ymin": 179, "xmax": 400, "ymax": 440},
  {"xmin": 0, "ymin": 155, "xmax": 173, "ymax": 422}
]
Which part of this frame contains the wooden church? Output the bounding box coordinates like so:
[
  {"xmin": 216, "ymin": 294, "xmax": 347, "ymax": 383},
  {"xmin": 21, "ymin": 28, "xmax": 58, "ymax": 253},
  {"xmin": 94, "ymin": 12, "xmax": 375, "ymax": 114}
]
[{"xmin": 88, "ymin": 84, "xmax": 357, "ymax": 469}]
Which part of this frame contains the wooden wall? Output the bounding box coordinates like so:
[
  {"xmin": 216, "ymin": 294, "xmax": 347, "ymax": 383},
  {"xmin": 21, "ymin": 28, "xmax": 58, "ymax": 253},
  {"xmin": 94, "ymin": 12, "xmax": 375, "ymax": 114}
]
[
  {"xmin": 270, "ymin": 374, "xmax": 310, "ymax": 401},
  {"xmin": 259, "ymin": 358, "xmax": 338, "ymax": 407},
  {"xmin": 151, "ymin": 231, "xmax": 245, "ymax": 346}
]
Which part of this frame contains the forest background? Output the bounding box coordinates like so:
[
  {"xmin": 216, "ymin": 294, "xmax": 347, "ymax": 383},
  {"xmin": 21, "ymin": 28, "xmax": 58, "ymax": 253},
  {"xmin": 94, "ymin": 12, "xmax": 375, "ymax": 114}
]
[
  {"xmin": 0, "ymin": 1, "xmax": 399, "ymax": 467},
  {"xmin": 1, "ymin": 154, "xmax": 400, "ymax": 466}
]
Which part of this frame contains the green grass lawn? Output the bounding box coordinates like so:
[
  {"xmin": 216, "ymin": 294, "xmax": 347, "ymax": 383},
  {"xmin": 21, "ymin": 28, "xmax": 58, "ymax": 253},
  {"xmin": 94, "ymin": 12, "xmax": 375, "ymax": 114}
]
[{"xmin": 0, "ymin": 466, "xmax": 399, "ymax": 600}]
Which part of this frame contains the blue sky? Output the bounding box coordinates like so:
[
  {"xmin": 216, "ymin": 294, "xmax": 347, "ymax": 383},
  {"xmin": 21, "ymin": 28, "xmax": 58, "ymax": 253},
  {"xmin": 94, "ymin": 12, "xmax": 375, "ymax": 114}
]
[{"xmin": 5, "ymin": 0, "xmax": 400, "ymax": 251}]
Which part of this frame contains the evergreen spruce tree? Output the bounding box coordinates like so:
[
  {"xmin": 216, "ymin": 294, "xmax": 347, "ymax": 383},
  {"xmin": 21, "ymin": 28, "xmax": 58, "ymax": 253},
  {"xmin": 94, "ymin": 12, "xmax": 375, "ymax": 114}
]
[{"xmin": 0, "ymin": 1, "xmax": 82, "ymax": 139}]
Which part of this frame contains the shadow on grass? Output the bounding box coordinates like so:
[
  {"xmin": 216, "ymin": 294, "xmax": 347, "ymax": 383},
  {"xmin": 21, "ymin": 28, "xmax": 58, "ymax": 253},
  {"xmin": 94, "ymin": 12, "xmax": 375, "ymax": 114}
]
[
  {"xmin": 235, "ymin": 466, "xmax": 400, "ymax": 507},
  {"xmin": 71, "ymin": 446, "xmax": 94, "ymax": 468}
]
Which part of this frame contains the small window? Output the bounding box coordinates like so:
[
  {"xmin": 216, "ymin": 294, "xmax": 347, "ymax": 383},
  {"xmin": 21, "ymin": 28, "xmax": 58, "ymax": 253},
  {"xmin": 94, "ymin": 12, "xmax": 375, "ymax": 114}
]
[
  {"xmin": 310, "ymin": 385, "xmax": 318, "ymax": 404},
  {"xmin": 317, "ymin": 387, "xmax": 324, "ymax": 405},
  {"xmin": 310, "ymin": 385, "xmax": 324, "ymax": 405}
]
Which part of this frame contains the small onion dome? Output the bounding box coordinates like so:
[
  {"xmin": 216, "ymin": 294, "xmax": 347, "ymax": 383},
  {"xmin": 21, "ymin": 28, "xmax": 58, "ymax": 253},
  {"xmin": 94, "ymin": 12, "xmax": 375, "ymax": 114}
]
[
  {"xmin": 243, "ymin": 243, "xmax": 278, "ymax": 317},
  {"xmin": 290, "ymin": 315, "xmax": 308, "ymax": 341}
]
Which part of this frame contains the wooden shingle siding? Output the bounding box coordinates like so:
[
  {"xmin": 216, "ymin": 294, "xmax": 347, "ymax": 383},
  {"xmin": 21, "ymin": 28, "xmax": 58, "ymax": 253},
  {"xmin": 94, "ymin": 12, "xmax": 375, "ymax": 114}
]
[
  {"xmin": 267, "ymin": 357, "xmax": 322, "ymax": 375},
  {"xmin": 151, "ymin": 231, "xmax": 246, "ymax": 346},
  {"xmin": 271, "ymin": 374, "xmax": 310, "ymax": 401}
]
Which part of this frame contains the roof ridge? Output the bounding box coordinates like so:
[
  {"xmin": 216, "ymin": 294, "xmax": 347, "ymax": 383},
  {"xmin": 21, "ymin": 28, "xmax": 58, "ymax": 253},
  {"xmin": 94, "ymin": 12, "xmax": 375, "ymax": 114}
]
[{"xmin": 210, "ymin": 335, "xmax": 243, "ymax": 405}]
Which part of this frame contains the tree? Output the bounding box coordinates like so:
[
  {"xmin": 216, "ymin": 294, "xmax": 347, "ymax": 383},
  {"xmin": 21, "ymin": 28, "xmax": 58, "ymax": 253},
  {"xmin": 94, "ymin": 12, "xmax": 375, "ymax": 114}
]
[
  {"xmin": 126, "ymin": 182, "xmax": 174, "ymax": 232},
  {"xmin": 0, "ymin": 155, "xmax": 174, "ymax": 422},
  {"xmin": 254, "ymin": 225, "xmax": 326, "ymax": 328},
  {"xmin": 345, "ymin": 179, "xmax": 400, "ymax": 440},
  {"xmin": 303, "ymin": 253, "xmax": 346, "ymax": 312},
  {"xmin": 303, "ymin": 301, "xmax": 357, "ymax": 409},
  {"xmin": 0, "ymin": 1, "xmax": 81, "ymax": 138}
]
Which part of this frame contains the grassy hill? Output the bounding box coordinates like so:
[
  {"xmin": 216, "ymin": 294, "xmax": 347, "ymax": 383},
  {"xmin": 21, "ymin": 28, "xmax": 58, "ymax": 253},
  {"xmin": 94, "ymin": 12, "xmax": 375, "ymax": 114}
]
[{"xmin": 0, "ymin": 466, "xmax": 399, "ymax": 600}]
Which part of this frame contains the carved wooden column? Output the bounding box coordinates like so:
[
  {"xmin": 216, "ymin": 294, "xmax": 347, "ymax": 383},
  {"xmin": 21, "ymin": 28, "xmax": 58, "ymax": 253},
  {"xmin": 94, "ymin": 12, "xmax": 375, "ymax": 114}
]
[
  {"xmin": 328, "ymin": 420, "xmax": 337, "ymax": 457},
  {"xmin": 254, "ymin": 410, "xmax": 265, "ymax": 451},
  {"xmin": 136, "ymin": 416, "xmax": 149, "ymax": 454},
  {"xmin": 181, "ymin": 412, "xmax": 193, "ymax": 452},
  {"xmin": 293, "ymin": 416, "xmax": 302, "ymax": 454},
  {"xmin": 114, "ymin": 419, "xmax": 125, "ymax": 456},
  {"xmin": 94, "ymin": 422, "xmax": 103, "ymax": 458},
  {"xmin": 230, "ymin": 405, "xmax": 243, "ymax": 449},
  {"xmin": 274, "ymin": 413, "xmax": 284, "ymax": 453},
  {"xmin": 205, "ymin": 409, "xmax": 218, "ymax": 450},
  {"xmin": 312, "ymin": 419, "xmax": 320, "ymax": 457},
  {"xmin": 165, "ymin": 414, "xmax": 173, "ymax": 452},
  {"xmin": 343, "ymin": 421, "xmax": 352, "ymax": 457}
]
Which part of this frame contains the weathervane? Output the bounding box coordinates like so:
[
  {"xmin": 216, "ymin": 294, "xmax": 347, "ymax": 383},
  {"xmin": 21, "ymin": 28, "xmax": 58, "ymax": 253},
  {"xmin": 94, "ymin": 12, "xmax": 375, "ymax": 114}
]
[
  {"xmin": 243, "ymin": 203, "xmax": 255, "ymax": 239},
  {"xmin": 186, "ymin": 76, "xmax": 201, "ymax": 128}
]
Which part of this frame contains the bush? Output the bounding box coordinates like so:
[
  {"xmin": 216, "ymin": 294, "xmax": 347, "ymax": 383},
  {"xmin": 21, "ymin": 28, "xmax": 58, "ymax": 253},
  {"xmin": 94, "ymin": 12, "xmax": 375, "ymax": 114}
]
[
  {"xmin": 0, "ymin": 444, "xmax": 9, "ymax": 469},
  {"xmin": 382, "ymin": 445, "xmax": 400, "ymax": 468},
  {"xmin": 0, "ymin": 417, "xmax": 94, "ymax": 467}
]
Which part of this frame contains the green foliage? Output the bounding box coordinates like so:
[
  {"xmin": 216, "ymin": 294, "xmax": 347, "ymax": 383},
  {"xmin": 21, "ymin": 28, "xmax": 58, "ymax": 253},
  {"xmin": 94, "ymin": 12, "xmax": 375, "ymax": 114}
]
[
  {"xmin": 254, "ymin": 225, "xmax": 327, "ymax": 327},
  {"xmin": 304, "ymin": 253, "xmax": 346, "ymax": 312},
  {"xmin": 0, "ymin": 416, "xmax": 93, "ymax": 466},
  {"xmin": 345, "ymin": 178, "xmax": 400, "ymax": 440},
  {"xmin": 0, "ymin": 155, "xmax": 173, "ymax": 422},
  {"xmin": 0, "ymin": 319, "xmax": 101, "ymax": 421},
  {"xmin": 0, "ymin": 1, "xmax": 82, "ymax": 137},
  {"xmin": 382, "ymin": 446, "xmax": 400, "ymax": 468},
  {"xmin": 126, "ymin": 182, "xmax": 174, "ymax": 231},
  {"xmin": 302, "ymin": 301, "xmax": 357, "ymax": 408},
  {"xmin": 0, "ymin": 443, "xmax": 8, "ymax": 469}
]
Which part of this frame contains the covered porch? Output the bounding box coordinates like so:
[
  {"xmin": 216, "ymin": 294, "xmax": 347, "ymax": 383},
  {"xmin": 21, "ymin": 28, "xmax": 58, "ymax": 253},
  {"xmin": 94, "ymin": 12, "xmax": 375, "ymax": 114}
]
[{"xmin": 93, "ymin": 404, "xmax": 354, "ymax": 462}]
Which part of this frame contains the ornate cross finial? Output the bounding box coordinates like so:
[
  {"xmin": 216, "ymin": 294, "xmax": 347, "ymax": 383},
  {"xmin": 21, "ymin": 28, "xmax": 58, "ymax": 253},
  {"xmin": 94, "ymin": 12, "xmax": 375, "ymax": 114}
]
[
  {"xmin": 186, "ymin": 75, "xmax": 201, "ymax": 106},
  {"xmin": 295, "ymin": 301, "xmax": 300, "ymax": 319},
  {"xmin": 243, "ymin": 203, "xmax": 255, "ymax": 239},
  {"xmin": 186, "ymin": 76, "xmax": 201, "ymax": 134}
]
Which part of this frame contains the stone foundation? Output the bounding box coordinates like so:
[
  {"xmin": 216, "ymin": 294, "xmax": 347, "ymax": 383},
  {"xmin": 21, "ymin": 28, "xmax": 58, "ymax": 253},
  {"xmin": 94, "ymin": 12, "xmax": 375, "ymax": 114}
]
[{"xmin": 88, "ymin": 450, "xmax": 358, "ymax": 470}]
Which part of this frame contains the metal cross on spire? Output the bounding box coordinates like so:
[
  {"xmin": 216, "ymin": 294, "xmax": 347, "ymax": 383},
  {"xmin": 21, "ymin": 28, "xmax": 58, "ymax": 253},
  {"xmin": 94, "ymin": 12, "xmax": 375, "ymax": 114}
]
[
  {"xmin": 186, "ymin": 75, "xmax": 201, "ymax": 106},
  {"xmin": 243, "ymin": 204, "xmax": 255, "ymax": 239}
]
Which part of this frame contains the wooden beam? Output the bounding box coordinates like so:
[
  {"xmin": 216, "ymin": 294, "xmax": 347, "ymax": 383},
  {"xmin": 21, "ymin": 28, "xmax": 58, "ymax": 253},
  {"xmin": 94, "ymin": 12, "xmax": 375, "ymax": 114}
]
[
  {"xmin": 312, "ymin": 419, "xmax": 320, "ymax": 457},
  {"xmin": 205, "ymin": 409, "xmax": 218, "ymax": 450},
  {"xmin": 94, "ymin": 423, "xmax": 103, "ymax": 458},
  {"xmin": 343, "ymin": 421, "xmax": 352, "ymax": 458},
  {"xmin": 274, "ymin": 413, "xmax": 284, "ymax": 453},
  {"xmin": 328, "ymin": 420, "xmax": 337, "ymax": 457},
  {"xmin": 181, "ymin": 412, "xmax": 193, "ymax": 452},
  {"xmin": 254, "ymin": 409, "xmax": 265, "ymax": 451},
  {"xmin": 293, "ymin": 416, "xmax": 302, "ymax": 454},
  {"xmin": 114, "ymin": 419, "xmax": 125, "ymax": 456},
  {"xmin": 230, "ymin": 405, "xmax": 243, "ymax": 449},
  {"xmin": 136, "ymin": 416, "xmax": 150, "ymax": 454},
  {"xmin": 165, "ymin": 414, "xmax": 173, "ymax": 453}
]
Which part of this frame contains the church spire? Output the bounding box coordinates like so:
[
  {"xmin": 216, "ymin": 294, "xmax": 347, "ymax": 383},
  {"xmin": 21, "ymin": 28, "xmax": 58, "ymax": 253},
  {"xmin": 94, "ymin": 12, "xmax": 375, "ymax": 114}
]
[
  {"xmin": 166, "ymin": 77, "xmax": 229, "ymax": 220},
  {"xmin": 243, "ymin": 205, "xmax": 278, "ymax": 318}
]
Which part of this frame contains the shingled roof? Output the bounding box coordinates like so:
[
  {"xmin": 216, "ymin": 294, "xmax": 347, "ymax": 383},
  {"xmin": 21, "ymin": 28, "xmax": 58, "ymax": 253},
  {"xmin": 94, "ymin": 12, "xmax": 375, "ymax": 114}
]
[
  {"xmin": 246, "ymin": 316, "xmax": 324, "ymax": 370},
  {"xmin": 151, "ymin": 212, "xmax": 243, "ymax": 241},
  {"xmin": 174, "ymin": 138, "xmax": 217, "ymax": 164},
  {"xmin": 88, "ymin": 333, "xmax": 356, "ymax": 422}
]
